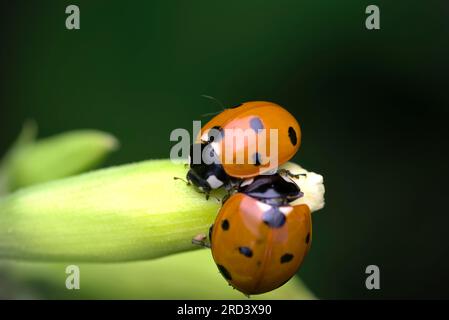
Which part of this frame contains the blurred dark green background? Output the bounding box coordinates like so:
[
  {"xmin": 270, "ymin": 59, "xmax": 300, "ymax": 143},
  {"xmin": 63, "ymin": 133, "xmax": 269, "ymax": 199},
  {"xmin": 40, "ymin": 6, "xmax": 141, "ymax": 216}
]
[{"xmin": 1, "ymin": 0, "xmax": 448, "ymax": 299}]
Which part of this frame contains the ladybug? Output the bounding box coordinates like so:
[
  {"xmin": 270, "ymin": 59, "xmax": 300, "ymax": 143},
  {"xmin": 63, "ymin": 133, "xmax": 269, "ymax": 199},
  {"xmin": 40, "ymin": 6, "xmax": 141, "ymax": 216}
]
[
  {"xmin": 187, "ymin": 101, "xmax": 301, "ymax": 193},
  {"xmin": 209, "ymin": 173, "xmax": 312, "ymax": 295}
]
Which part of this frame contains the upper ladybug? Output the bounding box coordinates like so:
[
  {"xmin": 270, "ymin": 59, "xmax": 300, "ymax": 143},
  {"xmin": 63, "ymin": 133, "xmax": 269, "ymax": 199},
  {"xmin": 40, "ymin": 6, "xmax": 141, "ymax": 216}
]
[{"xmin": 187, "ymin": 101, "xmax": 301, "ymax": 193}]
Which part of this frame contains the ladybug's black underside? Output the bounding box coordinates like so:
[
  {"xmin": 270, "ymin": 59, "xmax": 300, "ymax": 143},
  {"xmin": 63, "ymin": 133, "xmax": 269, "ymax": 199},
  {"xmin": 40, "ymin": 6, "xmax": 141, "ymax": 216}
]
[
  {"xmin": 187, "ymin": 142, "xmax": 229, "ymax": 191},
  {"xmin": 239, "ymin": 174, "xmax": 303, "ymax": 205}
]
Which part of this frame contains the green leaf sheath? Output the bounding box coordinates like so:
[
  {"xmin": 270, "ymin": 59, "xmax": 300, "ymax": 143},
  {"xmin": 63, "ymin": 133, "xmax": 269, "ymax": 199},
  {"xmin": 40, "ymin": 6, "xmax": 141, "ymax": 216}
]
[
  {"xmin": 0, "ymin": 160, "xmax": 222, "ymax": 262},
  {"xmin": 0, "ymin": 121, "xmax": 38, "ymax": 195},
  {"xmin": 3, "ymin": 130, "xmax": 119, "ymax": 191}
]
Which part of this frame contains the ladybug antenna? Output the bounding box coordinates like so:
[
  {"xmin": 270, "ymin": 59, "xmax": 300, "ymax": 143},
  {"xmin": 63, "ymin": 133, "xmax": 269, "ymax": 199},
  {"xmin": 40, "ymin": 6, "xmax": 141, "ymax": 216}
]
[
  {"xmin": 201, "ymin": 94, "xmax": 226, "ymax": 111},
  {"xmin": 200, "ymin": 110, "xmax": 222, "ymax": 117}
]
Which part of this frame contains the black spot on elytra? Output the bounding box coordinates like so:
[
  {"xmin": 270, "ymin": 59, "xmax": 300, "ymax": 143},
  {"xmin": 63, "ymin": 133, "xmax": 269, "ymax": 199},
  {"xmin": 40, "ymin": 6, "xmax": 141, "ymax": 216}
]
[
  {"xmin": 209, "ymin": 225, "xmax": 214, "ymax": 244},
  {"xmin": 288, "ymin": 127, "xmax": 297, "ymax": 146},
  {"xmin": 217, "ymin": 264, "xmax": 232, "ymax": 280},
  {"xmin": 253, "ymin": 153, "xmax": 262, "ymax": 166},
  {"xmin": 305, "ymin": 232, "xmax": 310, "ymax": 244},
  {"xmin": 249, "ymin": 117, "xmax": 264, "ymax": 132},
  {"xmin": 262, "ymin": 207, "xmax": 286, "ymax": 228},
  {"xmin": 221, "ymin": 219, "xmax": 230, "ymax": 230},
  {"xmin": 238, "ymin": 246, "xmax": 253, "ymax": 258},
  {"xmin": 280, "ymin": 253, "xmax": 294, "ymax": 264}
]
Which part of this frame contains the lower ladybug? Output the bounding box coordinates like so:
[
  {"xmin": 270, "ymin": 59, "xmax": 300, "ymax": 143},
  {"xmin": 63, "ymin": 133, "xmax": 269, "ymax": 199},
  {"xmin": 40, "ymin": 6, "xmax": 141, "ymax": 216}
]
[{"xmin": 209, "ymin": 174, "xmax": 312, "ymax": 295}]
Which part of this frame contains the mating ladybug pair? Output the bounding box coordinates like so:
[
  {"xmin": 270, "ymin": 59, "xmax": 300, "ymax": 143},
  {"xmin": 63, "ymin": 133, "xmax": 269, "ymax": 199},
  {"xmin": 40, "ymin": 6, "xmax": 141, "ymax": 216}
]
[{"xmin": 185, "ymin": 101, "xmax": 312, "ymax": 295}]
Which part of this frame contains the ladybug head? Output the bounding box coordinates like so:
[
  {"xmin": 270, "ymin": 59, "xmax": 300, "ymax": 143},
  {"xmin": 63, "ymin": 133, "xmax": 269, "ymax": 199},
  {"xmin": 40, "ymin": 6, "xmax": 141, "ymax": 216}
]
[{"xmin": 187, "ymin": 143, "xmax": 229, "ymax": 191}]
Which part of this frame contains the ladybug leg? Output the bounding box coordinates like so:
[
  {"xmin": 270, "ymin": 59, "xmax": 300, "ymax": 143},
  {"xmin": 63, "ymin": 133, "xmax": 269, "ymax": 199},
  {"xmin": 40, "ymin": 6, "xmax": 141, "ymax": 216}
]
[
  {"xmin": 202, "ymin": 192, "xmax": 221, "ymax": 202},
  {"xmin": 221, "ymin": 193, "xmax": 230, "ymax": 204},
  {"xmin": 192, "ymin": 188, "xmax": 219, "ymax": 202},
  {"xmin": 222, "ymin": 181, "xmax": 238, "ymax": 204},
  {"xmin": 173, "ymin": 176, "xmax": 191, "ymax": 186},
  {"xmin": 278, "ymin": 169, "xmax": 306, "ymax": 179},
  {"xmin": 192, "ymin": 234, "xmax": 211, "ymax": 248},
  {"xmin": 195, "ymin": 190, "xmax": 210, "ymax": 201},
  {"xmin": 208, "ymin": 224, "xmax": 213, "ymax": 245},
  {"xmin": 227, "ymin": 178, "xmax": 241, "ymax": 191},
  {"xmin": 176, "ymin": 176, "xmax": 218, "ymax": 202},
  {"xmin": 221, "ymin": 187, "xmax": 236, "ymax": 204}
]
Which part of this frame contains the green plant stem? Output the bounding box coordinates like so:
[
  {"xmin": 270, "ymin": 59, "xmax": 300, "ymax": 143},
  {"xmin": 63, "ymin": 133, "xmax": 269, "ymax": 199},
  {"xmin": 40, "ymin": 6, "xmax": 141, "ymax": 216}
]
[
  {"xmin": 0, "ymin": 160, "xmax": 222, "ymax": 262},
  {"xmin": 1, "ymin": 250, "xmax": 316, "ymax": 299}
]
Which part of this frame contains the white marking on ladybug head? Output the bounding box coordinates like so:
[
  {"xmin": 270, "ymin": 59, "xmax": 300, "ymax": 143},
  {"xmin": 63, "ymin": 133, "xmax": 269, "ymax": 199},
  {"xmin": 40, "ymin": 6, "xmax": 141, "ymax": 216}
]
[
  {"xmin": 279, "ymin": 206, "xmax": 293, "ymax": 216},
  {"xmin": 240, "ymin": 178, "xmax": 254, "ymax": 187},
  {"xmin": 207, "ymin": 175, "xmax": 224, "ymax": 189},
  {"xmin": 255, "ymin": 201, "xmax": 271, "ymax": 213},
  {"xmin": 201, "ymin": 131, "xmax": 209, "ymax": 142}
]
